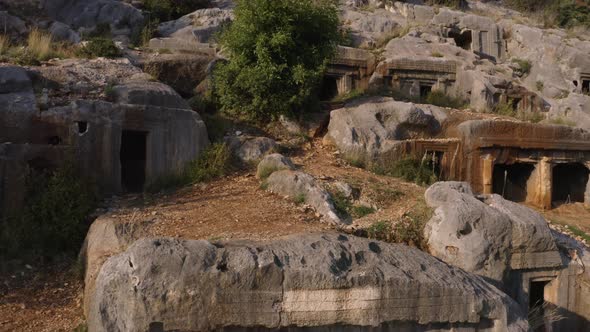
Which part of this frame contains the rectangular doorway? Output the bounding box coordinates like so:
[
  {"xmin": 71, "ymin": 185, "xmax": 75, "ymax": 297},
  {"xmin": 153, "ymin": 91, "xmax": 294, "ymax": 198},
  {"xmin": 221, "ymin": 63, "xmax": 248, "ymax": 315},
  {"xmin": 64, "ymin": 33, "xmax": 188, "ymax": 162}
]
[
  {"xmin": 120, "ymin": 130, "xmax": 147, "ymax": 192},
  {"xmin": 529, "ymin": 280, "xmax": 550, "ymax": 332}
]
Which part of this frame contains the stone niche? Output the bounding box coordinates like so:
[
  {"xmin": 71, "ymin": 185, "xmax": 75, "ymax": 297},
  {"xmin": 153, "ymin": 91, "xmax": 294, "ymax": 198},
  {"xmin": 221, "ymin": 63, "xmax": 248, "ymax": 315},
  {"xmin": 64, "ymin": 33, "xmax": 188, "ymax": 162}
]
[
  {"xmin": 382, "ymin": 59, "xmax": 457, "ymax": 99},
  {"xmin": 322, "ymin": 46, "xmax": 376, "ymax": 100}
]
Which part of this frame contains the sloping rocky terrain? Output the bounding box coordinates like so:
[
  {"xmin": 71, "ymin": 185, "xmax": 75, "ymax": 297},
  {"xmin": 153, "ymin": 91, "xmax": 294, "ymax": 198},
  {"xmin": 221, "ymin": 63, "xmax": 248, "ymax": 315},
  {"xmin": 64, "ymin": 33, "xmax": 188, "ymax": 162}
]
[{"xmin": 1, "ymin": 0, "xmax": 590, "ymax": 331}]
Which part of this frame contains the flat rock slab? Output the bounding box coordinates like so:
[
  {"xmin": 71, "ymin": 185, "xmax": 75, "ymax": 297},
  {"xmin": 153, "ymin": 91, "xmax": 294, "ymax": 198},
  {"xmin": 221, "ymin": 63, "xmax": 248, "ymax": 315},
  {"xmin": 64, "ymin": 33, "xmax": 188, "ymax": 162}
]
[{"xmin": 88, "ymin": 233, "xmax": 526, "ymax": 332}]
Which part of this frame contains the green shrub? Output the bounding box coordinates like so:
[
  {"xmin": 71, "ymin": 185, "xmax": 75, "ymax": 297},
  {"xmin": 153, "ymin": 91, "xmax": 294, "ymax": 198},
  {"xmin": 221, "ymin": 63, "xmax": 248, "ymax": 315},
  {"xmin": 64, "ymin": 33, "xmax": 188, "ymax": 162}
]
[
  {"xmin": 213, "ymin": 0, "xmax": 340, "ymax": 120},
  {"xmin": 331, "ymin": 191, "xmax": 352, "ymax": 218},
  {"xmin": 536, "ymin": 81, "xmax": 544, "ymax": 92},
  {"xmin": 366, "ymin": 220, "xmax": 392, "ymax": 241},
  {"xmin": 145, "ymin": 143, "xmax": 233, "ymax": 193},
  {"xmin": 424, "ymin": 90, "xmax": 467, "ymax": 109},
  {"xmin": 375, "ymin": 157, "xmax": 438, "ymax": 186},
  {"xmin": 512, "ymin": 58, "xmax": 532, "ymax": 76},
  {"xmin": 0, "ymin": 162, "xmax": 96, "ymax": 259},
  {"xmin": 294, "ymin": 193, "xmax": 307, "ymax": 205},
  {"xmin": 186, "ymin": 142, "xmax": 233, "ymax": 182},
  {"xmin": 352, "ymin": 205, "xmax": 376, "ymax": 218},
  {"xmin": 494, "ymin": 100, "xmax": 517, "ymax": 117},
  {"xmin": 76, "ymin": 38, "xmax": 121, "ymax": 58},
  {"xmin": 391, "ymin": 200, "xmax": 432, "ymax": 250}
]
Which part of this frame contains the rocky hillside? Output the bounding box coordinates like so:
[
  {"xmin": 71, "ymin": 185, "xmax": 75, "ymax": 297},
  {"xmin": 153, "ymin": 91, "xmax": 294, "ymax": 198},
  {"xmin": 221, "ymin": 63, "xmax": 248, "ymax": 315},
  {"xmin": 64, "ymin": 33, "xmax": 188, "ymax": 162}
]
[{"xmin": 1, "ymin": 0, "xmax": 590, "ymax": 331}]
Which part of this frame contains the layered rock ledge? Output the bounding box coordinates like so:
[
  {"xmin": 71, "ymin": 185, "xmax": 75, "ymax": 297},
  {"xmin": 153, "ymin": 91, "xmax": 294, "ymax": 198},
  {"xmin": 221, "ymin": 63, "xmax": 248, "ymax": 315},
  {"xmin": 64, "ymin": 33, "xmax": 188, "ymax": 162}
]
[{"xmin": 88, "ymin": 233, "xmax": 527, "ymax": 332}]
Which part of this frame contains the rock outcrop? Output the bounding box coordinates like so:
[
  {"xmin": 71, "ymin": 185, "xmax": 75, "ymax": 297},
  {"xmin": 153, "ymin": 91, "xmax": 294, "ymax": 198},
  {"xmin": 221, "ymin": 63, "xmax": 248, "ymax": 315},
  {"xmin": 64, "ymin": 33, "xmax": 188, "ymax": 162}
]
[
  {"xmin": 266, "ymin": 170, "xmax": 347, "ymax": 224},
  {"xmin": 423, "ymin": 182, "xmax": 562, "ymax": 286},
  {"xmin": 256, "ymin": 153, "xmax": 295, "ymax": 179},
  {"xmin": 226, "ymin": 135, "xmax": 277, "ymax": 163},
  {"xmin": 326, "ymin": 97, "xmax": 446, "ymax": 158},
  {"xmin": 88, "ymin": 233, "xmax": 527, "ymax": 332}
]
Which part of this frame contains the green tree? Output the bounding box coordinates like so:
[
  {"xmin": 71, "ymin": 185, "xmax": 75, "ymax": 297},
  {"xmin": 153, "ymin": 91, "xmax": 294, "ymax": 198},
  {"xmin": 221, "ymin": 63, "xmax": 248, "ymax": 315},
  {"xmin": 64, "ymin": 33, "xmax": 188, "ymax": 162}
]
[{"xmin": 213, "ymin": 0, "xmax": 340, "ymax": 120}]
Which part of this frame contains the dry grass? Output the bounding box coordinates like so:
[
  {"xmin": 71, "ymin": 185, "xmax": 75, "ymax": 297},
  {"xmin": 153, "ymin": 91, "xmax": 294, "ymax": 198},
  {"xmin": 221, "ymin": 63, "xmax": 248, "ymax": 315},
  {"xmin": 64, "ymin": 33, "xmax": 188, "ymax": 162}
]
[
  {"xmin": 27, "ymin": 28, "xmax": 53, "ymax": 61},
  {"xmin": 0, "ymin": 35, "xmax": 9, "ymax": 55}
]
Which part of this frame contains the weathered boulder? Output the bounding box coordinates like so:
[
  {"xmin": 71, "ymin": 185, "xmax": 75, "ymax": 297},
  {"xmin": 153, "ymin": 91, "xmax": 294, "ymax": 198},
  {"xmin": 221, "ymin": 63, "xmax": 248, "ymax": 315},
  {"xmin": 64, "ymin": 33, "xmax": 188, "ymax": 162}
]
[
  {"xmin": 88, "ymin": 233, "xmax": 527, "ymax": 332},
  {"xmin": 423, "ymin": 182, "xmax": 562, "ymax": 286},
  {"xmin": 266, "ymin": 170, "xmax": 347, "ymax": 224},
  {"xmin": 256, "ymin": 153, "xmax": 295, "ymax": 179},
  {"xmin": 225, "ymin": 135, "xmax": 277, "ymax": 163},
  {"xmin": 48, "ymin": 21, "xmax": 81, "ymax": 44},
  {"xmin": 326, "ymin": 97, "xmax": 446, "ymax": 158},
  {"xmin": 81, "ymin": 216, "xmax": 154, "ymax": 318},
  {"xmin": 41, "ymin": 0, "xmax": 144, "ymax": 38},
  {"xmin": 0, "ymin": 11, "xmax": 28, "ymax": 39}
]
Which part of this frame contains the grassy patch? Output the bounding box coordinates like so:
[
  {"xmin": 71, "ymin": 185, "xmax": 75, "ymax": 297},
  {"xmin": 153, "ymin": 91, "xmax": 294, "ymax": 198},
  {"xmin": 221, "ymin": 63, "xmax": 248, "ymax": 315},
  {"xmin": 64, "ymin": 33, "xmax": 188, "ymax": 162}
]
[
  {"xmin": 423, "ymin": 91, "xmax": 468, "ymax": 109},
  {"xmin": 512, "ymin": 58, "xmax": 532, "ymax": 76},
  {"xmin": 352, "ymin": 205, "xmax": 376, "ymax": 218},
  {"xmin": 294, "ymin": 193, "xmax": 307, "ymax": 205},
  {"xmin": 392, "ymin": 200, "xmax": 432, "ymax": 250},
  {"xmin": 494, "ymin": 100, "xmax": 517, "ymax": 117},
  {"xmin": 373, "ymin": 157, "xmax": 439, "ymax": 186},
  {"xmin": 366, "ymin": 220, "xmax": 392, "ymax": 241},
  {"xmin": 76, "ymin": 37, "xmax": 121, "ymax": 58},
  {"xmin": 548, "ymin": 116, "xmax": 576, "ymax": 127},
  {"xmin": 145, "ymin": 143, "xmax": 233, "ymax": 193}
]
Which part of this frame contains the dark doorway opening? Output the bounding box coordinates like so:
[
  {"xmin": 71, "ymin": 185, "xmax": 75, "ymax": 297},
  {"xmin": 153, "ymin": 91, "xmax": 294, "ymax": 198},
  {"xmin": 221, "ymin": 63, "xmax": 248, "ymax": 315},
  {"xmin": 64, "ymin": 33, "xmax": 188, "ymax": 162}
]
[
  {"xmin": 529, "ymin": 280, "xmax": 550, "ymax": 332},
  {"xmin": 420, "ymin": 85, "xmax": 432, "ymax": 98},
  {"xmin": 120, "ymin": 130, "xmax": 147, "ymax": 192},
  {"xmin": 582, "ymin": 79, "xmax": 590, "ymax": 94},
  {"xmin": 77, "ymin": 121, "xmax": 88, "ymax": 134},
  {"xmin": 552, "ymin": 163, "xmax": 589, "ymax": 205},
  {"xmin": 320, "ymin": 76, "xmax": 339, "ymax": 101},
  {"xmin": 492, "ymin": 163, "xmax": 535, "ymax": 202},
  {"xmin": 511, "ymin": 97, "xmax": 522, "ymax": 111},
  {"xmin": 449, "ymin": 30, "xmax": 472, "ymax": 50},
  {"xmin": 423, "ymin": 151, "xmax": 444, "ymax": 180}
]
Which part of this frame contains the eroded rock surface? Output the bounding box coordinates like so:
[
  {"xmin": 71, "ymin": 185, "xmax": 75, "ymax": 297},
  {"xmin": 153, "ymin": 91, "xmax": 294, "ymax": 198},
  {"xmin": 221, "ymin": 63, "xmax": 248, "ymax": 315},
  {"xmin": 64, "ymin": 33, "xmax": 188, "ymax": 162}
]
[
  {"xmin": 256, "ymin": 153, "xmax": 295, "ymax": 179},
  {"xmin": 88, "ymin": 233, "xmax": 527, "ymax": 332},
  {"xmin": 423, "ymin": 182, "xmax": 562, "ymax": 286},
  {"xmin": 266, "ymin": 170, "xmax": 346, "ymax": 224},
  {"xmin": 326, "ymin": 97, "xmax": 446, "ymax": 158}
]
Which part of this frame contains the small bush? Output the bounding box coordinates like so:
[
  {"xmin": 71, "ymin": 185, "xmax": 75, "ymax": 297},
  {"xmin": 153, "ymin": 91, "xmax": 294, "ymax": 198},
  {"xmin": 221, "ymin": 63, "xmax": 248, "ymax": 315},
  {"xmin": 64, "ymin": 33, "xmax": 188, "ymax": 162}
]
[
  {"xmin": 76, "ymin": 38, "xmax": 121, "ymax": 58},
  {"xmin": 536, "ymin": 81, "xmax": 544, "ymax": 91},
  {"xmin": 392, "ymin": 200, "xmax": 432, "ymax": 249},
  {"xmin": 186, "ymin": 142, "xmax": 233, "ymax": 182},
  {"xmin": 146, "ymin": 143, "xmax": 233, "ymax": 193},
  {"xmin": 294, "ymin": 193, "xmax": 306, "ymax": 205},
  {"xmin": 331, "ymin": 191, "xmax": 352, "ymax": 218},
  {"xmin": 0, "ymin": 162, "xmax": 96, "ymax": 259},
  {"xmin": 258, "ymin": 165, "xmax": 279, "ymax": 180},
  {"xmin": 352, "ymin": 205, "xmax": 376, "ymax": 218},
  {"xmin": 366, "ymin": 220, "xmax": 392, "ymax": 241},
  {"xmin": 430, "ymin": 51, "xmax": 444, "ymax": 58},
  {"xmin": 548, "ymin": 116, "xmax": 576, "ymax": 127},
  {"xmin": 494, "ymin": 100, "xmax": 517, "ymax": 117},
  {"xmin": 375, "ymin": 158, "xmax": 438, "ymax": 186},
  {"xmin": 512, "ymin": 58, "xmax": 532, "ymax": 76},
  {"xmin": 424, "ymin": 91, "xmax": 467, "ymax": 109},
  {"xmin": 332, "ymin": 89, "xmax": 365, "ymax": 103}
]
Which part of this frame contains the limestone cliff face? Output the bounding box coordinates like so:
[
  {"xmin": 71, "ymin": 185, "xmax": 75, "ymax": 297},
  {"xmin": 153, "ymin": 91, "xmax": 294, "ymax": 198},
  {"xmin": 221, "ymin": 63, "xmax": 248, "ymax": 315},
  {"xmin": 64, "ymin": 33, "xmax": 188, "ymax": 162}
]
[{"xmin": 88, "ymin": 233, "xmax": 527, "ymax": 332}]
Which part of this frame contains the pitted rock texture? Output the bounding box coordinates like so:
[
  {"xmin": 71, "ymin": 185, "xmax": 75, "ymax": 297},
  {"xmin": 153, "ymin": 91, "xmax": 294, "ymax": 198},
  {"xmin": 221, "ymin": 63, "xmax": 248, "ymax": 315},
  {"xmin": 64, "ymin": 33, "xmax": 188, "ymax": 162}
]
[
  {"xmin": 326, "ymin": 97, "xmax": 446, "ymax": 158},
  {"xmin": 226, "ymin": 135, "xmax": 278, "ymax": 163},
  {"xmin": 423, "ymin": 182, "xmax": 562, "ymax": 286},
  {"xmin": 88, "ymin": 233, "xmax": 527, "ymax": 332},
  {"xmin": 266, "ymin": 170, "xmax": 347, "ymax": 224}
]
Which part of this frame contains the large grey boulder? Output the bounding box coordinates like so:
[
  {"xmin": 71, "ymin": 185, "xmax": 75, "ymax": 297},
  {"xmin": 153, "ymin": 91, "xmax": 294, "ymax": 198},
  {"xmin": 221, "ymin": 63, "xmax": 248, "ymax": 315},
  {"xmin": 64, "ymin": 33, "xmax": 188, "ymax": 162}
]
[
  {"xmin": 256, "ymin": 153, "xmax": 295, "ymax": 179},
  {"xmin": 225, "ymin": 135, "xmax": 278, "ymax": 163},
  {"xmin": 326, "ymin": 97, "xmax": 446, "ymax": 158},
  {"xmin": 41, "ymin": 0, "xmax": 144, "ymax": 37},
  {"xmin": 424, "ymin": 182, "xmax": 562, "ymax": 286},
  {"xmin": 88, "ymin": 233, "xmax": 527, "ymax": 332},
  {"xmin": 0, "ymin": 11, "xmax": 28, "ymax": 39},
  {"xmin": 266, "ymin": 170, "xmax": 347, "ymax": 225},
  {"xmin": 48, "ymin": 21, "xmax": 81, "ymax": 44}
]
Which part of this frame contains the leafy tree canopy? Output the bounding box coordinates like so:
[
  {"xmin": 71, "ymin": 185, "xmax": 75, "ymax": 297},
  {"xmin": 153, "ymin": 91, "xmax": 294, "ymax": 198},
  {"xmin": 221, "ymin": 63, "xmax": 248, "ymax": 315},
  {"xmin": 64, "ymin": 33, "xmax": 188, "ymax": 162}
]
[{"xmin": 213, "ymin": 0, "xmax": 340, "ymax": 120}]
